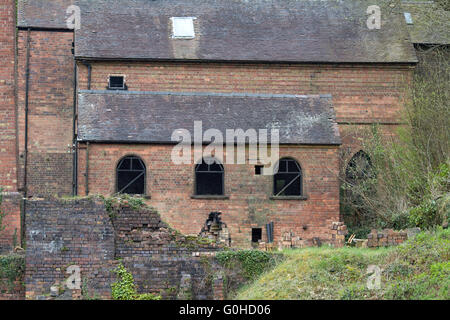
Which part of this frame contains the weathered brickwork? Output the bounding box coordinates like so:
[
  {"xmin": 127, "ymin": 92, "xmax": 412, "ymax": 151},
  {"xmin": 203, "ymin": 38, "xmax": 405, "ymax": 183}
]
[
  {"xmin": 367, "ymin": 229, "xmax": 408, "ymax": 247},
  {"xmin": 16, "ymin": 30, "xmax": 74, "ymax": 197},
  {"xmin": 77, "ymin": 61, "xmax": 413, "ymax": 124},
  {"xmin": 0, "ymin": 0, "xmax": 21, "ymax": 253},
  {"xmin": 77, "ymin": 144, "xmax": 341, "ymax": 248},
  {"xmin": 1, "ymin": 0, "xmax": 417, "ymax": 260},
  {"xmin": 25, "ymin": 198, "xmax": 226, "ymax": 300},
  {"xmin": 0, "ymin": 253, "xmax": 25, "ymax": 300},
  {"xmin": 0, "ymin": 193, "xmax": 22, "ymax": 253},
  {"xmin": 25, "ymin": 199, "xmax": 115, "ymax": 300},
  {"xmin": 111, "ymin": 204, "xmax": 223, "ymax": 299},
  {"xmin": 0, "ymin": 0, "xmax": 18, "ymax": 192}
]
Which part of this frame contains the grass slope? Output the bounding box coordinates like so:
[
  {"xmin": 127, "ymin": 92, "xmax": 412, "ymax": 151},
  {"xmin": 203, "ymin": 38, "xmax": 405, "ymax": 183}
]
[{"xmin": 236, "ymin": 228, "xmax": 449, "ymax": 300}]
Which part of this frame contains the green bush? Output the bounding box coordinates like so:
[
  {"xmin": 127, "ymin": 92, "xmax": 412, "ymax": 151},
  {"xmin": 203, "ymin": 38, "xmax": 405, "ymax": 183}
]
[
  {"xmin": 111, "ymin": 263, "xmax": 161, "ymax": 300},
  {"xmin": 0, "ymin": 254, "xmax": 25, "ymax": 292},
  {"xmin": 340, "ymin": 47, "xmax": 449, "ymax": 233},
  {"xmin": 216, "ymin": 250, "xmax": 279, "ymax": 280},
  {"xmin": 237, "ymin": 228, "xmax": 449, "ymax": 300},
  {"xmin": 409, "ymin": 199, "xmax": 439, "ymax": 228}
]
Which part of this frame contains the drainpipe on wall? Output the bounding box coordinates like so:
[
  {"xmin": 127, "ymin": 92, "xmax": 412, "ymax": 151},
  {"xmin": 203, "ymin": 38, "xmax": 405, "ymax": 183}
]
[
  {"xmin": 82, "ymin": 61, "xmax": 92, "ymax": 90},
  {"xmin": 23, "ymin": 28, "xmax": 31, "ymax": 198},
  {"xmin": 72, "ymin": 38, "xmax": 78, "ymax": 196},
  {"xmin": 21, "ymin": 28, "xmax": 31, "ymax": 249},
  {"xmin": 85, "ymin": 142, "xmax": 90, "ymax": 195}
]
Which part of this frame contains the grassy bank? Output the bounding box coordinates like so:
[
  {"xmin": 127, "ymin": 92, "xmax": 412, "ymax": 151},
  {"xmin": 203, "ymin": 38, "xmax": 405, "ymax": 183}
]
[{"xmin": 235, "ymin": 228, "xmax": 449, "ymax": 300}]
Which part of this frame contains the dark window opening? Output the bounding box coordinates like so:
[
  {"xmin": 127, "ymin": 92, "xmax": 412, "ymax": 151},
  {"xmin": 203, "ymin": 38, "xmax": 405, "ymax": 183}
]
[
  {"xmin": 252, "ymin": 228, "xmax": 262, "ymax": 243},
  {"xmin": 345, "ymin": 151, "xmax": 373, "ymax": 182},
  {"xmin": 117, "ymin": 156, "xmax": 146, "ymax": 195},
  {"xmin": 273, "ymin": 158, "xmax": 302, "ymax": 196},
  {"xmin": 343, "ymin": 151, "xmax": 375, "ymax": 229},
  {"xmin": 195, "ymin": 158, "xmax": 224, "ymax": 196},
  {"xmin": 255, "ymin": 165, "xmax": 263, "ymax": 175},
  {"xmin": 108, "ymin": 76, "xmax": 126, "ymax": 90}
]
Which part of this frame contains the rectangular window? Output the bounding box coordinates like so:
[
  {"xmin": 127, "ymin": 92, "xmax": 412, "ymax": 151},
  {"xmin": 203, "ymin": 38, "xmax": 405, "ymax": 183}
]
[
  {"xmin": 252, "ymin": 228, "xmax": 262, "ymax": 243},
  {"xmin": 255, "ymin": 165, "xmax": 264, "ymax": 175},
  {"xmin": 108, "ymin": 75, "xmax": 126, "ymax": 90}
]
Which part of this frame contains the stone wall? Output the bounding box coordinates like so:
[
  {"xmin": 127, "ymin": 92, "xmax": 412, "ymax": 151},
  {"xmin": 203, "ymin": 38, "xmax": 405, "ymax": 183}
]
[{"xmin": 25, "ymin": 198, "xmax": 225, "ymax": 300}]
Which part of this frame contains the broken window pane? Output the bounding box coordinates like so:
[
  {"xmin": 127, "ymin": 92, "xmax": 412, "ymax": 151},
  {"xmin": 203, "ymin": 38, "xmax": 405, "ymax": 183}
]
[
  {"xmin": 117, "ymin": 156, "xmax": 146, "ymax": 195},
  {"xmin": 195, "ymin": 158, "xmax": 224, "ymax": 195},
  {"xmin": 273, "ymin": 158, "xmax": 302, "ymax": 196}
]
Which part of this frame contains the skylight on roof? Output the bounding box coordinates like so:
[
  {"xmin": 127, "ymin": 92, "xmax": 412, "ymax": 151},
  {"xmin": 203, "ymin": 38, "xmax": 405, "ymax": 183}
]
[
  {"xmin": 171, "ymin": 17, "xmax": 196, "ymax": 39},
  {"xmin": 404, "ymin": 12, "xmax": 413, "ymax": 25}
]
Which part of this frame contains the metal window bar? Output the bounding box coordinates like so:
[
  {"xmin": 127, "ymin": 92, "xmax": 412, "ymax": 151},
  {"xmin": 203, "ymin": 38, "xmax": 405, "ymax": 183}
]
[
  {"xmin": 195, "ymin": 158, "xmax": 224, "ymax": 195},
  {"xmin": 274, "ymin": 158, "xmax": 302, "ymax": 196},
  {"xmin": 117, "ymin": 157, "xmax": 145, "ymax": 194}
]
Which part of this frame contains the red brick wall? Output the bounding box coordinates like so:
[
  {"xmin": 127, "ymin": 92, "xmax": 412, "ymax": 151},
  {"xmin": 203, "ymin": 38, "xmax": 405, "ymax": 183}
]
[
  {"xmin": 0, "ymin": 0, "xmax": 18, "ymax": 192},
  {"xmin": 0, "ymin": 193, "xmax": 21, "ymax": 253},
  {"xmin": 16, "ymin": 30, "xmax": 74, "ymax": 197},
  {"xmin": 78, "ymin": 61, "xmax": 413, "ymax": 124},
  {"xmin": 77, "ymin": 144, "xmax": 340, "ymax": 248},
  {"xmin": 0, "ymin": 0, "xmax": 22, "ymax": 252}
]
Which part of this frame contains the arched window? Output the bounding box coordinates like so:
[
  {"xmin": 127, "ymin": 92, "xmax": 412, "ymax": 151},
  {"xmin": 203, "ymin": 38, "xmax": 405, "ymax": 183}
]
[
  {"xmin": 116, "ymin": 156, "xmax": 146, "ymax": 195},
  {"xmin": 345, "ymin": 151, "xmax": 373, "ymax": 182},
  {"xmin": 195, "ymin": 158, "xmax": 224, "ymax": 196},
  {"xmin": 273, "ymin": 158, "xmax": 302, "ymax": 196}
]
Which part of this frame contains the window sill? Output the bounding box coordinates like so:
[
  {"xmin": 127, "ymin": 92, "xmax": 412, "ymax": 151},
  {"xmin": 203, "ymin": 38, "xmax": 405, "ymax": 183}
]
[
  {"xmin": 270, "ymin": 195, "xmax": 308, "ymax": 201},
  {"xmin": 191, "ymin": 195, "xmax": 230, "ymax": 200}
]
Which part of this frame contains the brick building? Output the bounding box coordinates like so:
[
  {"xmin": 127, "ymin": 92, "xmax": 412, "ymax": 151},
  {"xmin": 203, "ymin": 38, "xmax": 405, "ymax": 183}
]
[{"xmin": 1, "ymin": 0, "xmax": 422, "ymax": 250}]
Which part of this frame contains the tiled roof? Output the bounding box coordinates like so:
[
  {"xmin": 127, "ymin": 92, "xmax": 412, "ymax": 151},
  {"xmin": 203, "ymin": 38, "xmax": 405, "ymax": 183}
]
[
  {"xmin": 18, "ymin": 0, "xmax": 417, "ymax": 63},
  {"xmin": 77, "ymin": 90, "xmax": 341, "ymax": 145}
]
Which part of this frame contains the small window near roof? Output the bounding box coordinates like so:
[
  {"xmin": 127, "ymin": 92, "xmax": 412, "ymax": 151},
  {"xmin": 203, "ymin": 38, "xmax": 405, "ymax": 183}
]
[
  {"xmin": 171, "ymin": 17, "xmax": 196, "ymax": 39},
  {"xmin": 404, "ymin": 12, "xmax": 413, "ymax": 25},
  {"xmin": 108, "ymin": 75, "xmax": 126, "ymax": 90}
]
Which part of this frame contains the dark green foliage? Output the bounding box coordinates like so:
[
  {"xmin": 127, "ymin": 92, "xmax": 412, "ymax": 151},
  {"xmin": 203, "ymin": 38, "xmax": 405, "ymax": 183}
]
[
  {"xmin": 237, "ymin": 228, "xmax": 449, "ymax": 300},
  {"xmin": 0, "ymin": 254, "xmax": 25, "ymax": 292},
  {"xmin": 341, "ymin": 47, "xmax": 449, "ymax": 233},
  {"xmin": 111, "ymin": 263, "xmax": 161, "ymax": 300},
  {"xmin": 216, "ymin": 250, "xmax": 280, "ymax": 280}
]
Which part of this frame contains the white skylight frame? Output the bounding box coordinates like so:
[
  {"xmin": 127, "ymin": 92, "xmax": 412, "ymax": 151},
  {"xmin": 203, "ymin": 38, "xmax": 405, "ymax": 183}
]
[
  {"xmin": 171, "ymin": 17, "xmax": 197, "ymax": 39},
  {"xmin": 404, "ymin": 12, "xmax": 413, "ymax": 25}
]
